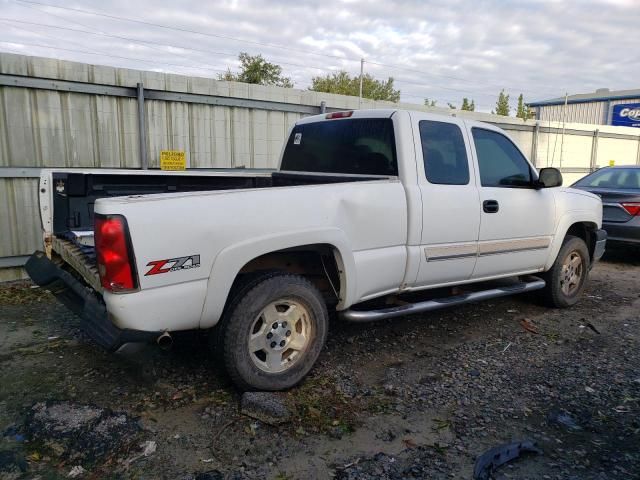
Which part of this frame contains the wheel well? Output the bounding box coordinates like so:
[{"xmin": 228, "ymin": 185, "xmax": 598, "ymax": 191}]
[
  {"xmin": 235, "ymin": 244, "xmax": 342, "ymax": 305},
  {"xmin": 565, "ymin": 222, "xmax": 598, "ymax": 261}
]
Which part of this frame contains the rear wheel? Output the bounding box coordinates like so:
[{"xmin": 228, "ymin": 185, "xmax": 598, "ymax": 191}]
[
  {"xmin": 540, "ymin": 235, "xmax": 590, "ymax": 308},
  {"xmin": 215, "ymin": 272, "xmax": 328, "ymax": 391}
]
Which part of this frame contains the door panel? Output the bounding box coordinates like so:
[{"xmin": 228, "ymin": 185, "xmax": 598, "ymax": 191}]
[
  {"xmin": 411, "ymin": 114, "xmax": 481, "ymax": 287},
  {"xmin": 469, "ymin": 126, "xmax": 556, "ymax": 278}
]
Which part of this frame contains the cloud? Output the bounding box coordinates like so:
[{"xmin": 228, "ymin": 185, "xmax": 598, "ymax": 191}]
[{"xmin": 0, "ymin": 0, "xmax": 638, "ymax": 111}]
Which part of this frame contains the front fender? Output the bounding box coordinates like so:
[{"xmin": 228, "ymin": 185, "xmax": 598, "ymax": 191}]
[
  {"xmin": 199, "ymin": 227, "xmax": 356, "ymax": 328},
  {"xmin": 544, "ymin": 210, "xmax": 600, "ymax": 270}
]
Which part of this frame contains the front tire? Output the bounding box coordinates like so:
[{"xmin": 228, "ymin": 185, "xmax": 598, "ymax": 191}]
[
  {"xmin": 216, "ymin": 273, "xmax": 328, "ymax": 391},
  {"xmin": 540, "ymin": 235, "xmax": 590, "ymax": 308}
]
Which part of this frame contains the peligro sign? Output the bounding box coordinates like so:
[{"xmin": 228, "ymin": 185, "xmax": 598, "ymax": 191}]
[{"xmin": 612, "ymin": 102, "xmax": 640, "ymax": 128}]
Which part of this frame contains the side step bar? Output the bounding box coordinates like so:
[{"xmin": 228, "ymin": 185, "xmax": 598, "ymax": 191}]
[{"xmin": 340, "ymin": 276, "xmax": 546, "ymax": 323}]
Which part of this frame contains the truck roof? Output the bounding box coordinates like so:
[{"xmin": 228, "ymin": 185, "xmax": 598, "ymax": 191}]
[
  {"xmin": 297, "ymin": 109, "xmax": 398, "ymax": 125},
  {"xmin": 297, "ymin": 109, "xmax": 496, "ymax": 130}
]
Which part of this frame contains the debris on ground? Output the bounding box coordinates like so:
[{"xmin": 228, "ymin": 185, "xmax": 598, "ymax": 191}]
[
  {"xmin": 240, "ymin": 392, "xmax": 291, "ymax": 425},
  {"xmin": 519, "ymin": 318, "xmax": 539, "ymax": 334},
  {"xmin": 547, "ymin": 409, "xmax": 583, "ymax": 431},
  {"xmin": 123, "ymin": 439, "xmax": 158, "ymax": 466},
  {"xmin": 580, "ymin": 320, "xmax": 601, "ymax": 334},
  {"xmin": 68, "ymin": 465, "xmax": 86, "ymax": 477},
  {"xmin": 141, "ymin": 440, "xmax": 157, "ymax": 457},
  {"xmin": 25, "ymin": 401, "xmax": 141, "ymax": 464},
  {"xmin": 473, "ymin": 440, "xmax": 542, "ymax": 480},
  {"xmin": 2, "ymin": 248, "xmax": 640, "ymax": 478}
]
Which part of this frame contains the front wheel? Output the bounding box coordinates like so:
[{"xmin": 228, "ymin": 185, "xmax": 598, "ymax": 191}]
[
  {"xmin": 540, "ymin": 235, "xmax": 590, "ymax": 308},
  {"xmin": 216, "ymin": 273, "xmax": 328, "ymax": 391}
]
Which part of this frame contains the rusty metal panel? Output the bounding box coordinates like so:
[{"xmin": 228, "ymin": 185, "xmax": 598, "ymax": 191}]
[
  {"xmin": 0, "ymin": 178, "xmax": 41, "ymax": 258},
  {"xmin": 0, "ymin": 86, "xmax": 140, "ymax": 168}
]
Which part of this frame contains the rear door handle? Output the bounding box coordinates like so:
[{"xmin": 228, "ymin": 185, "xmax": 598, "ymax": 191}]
[{"xmin": 483, "ymin": 200, "xmax": 499, "ymax": 213}]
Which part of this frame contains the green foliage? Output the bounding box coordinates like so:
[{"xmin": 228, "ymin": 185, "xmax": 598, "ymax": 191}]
[
  {"xmin": 516, "ymin": 93, "xmax": 534, "ymax": 120},
  {"xmin": 219, "ymin": 52, "xmax": 293, "ymax": 88},
  {"xmin": 495, "ymin": 89, "xmax": 510, "ymax": 116},
  {"xmin": 424, "ymin": 98, "xmax": 437, "ymax": 107},
  {"xmin": 461, "ymin": 97, "xmax": 475, "ymax": 111},
  {"xmin": 310, "ymin": 71, "xmax": 401, "ymax": 102}
]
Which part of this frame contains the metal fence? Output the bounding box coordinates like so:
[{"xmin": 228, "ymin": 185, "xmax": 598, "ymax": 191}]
[{"xmin": 1, "ymin": 52, "xmax": 640, "ymax": 281}]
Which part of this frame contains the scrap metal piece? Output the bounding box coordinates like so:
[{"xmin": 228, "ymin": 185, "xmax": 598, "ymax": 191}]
[{"xmin": 473, "ymin": 440, "xmax": 542, "ymax": 480}]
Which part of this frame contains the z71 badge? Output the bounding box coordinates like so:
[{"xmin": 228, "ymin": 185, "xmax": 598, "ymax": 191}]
[{"xmin": 145, "ymin": 255, "xmax": 201, "ymax": 276}]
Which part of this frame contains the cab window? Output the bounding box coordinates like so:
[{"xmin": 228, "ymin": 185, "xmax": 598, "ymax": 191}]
[
  {"xmin": 472, "ymin": 128, "xmax": 532, "ymax": 187},
  {"xmin": 281, "ymin": 118, "xmax": 398, "ymax": 176},
  {"xmin": 419, "ymin": 120, "xmax": 470, "ymax": 185}
]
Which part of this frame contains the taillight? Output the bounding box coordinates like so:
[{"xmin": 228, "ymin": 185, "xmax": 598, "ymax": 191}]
[
  {"xmin": 325, "ymin": 111, "xmax": 353, "ymax": 119},
  {"xmin": 94, "ymin": 214, "xmax": 138, "ymax": 292},
  {"xmin": 621, "ymin": 202, "xmax": 640, "ymax": 216}
]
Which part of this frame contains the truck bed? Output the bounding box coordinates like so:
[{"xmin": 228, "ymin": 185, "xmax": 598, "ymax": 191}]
[{"xmin": 48, "ymin": 168, "xmax": 391, "ymax": 291}]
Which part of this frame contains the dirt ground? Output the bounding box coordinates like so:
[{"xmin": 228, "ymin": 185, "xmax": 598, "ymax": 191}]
[{"xmin": 1, "ymin": 245, "xmax": 639, "ymax": 480}]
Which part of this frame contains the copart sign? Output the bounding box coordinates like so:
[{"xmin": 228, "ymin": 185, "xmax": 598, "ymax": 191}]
[{"xmin": 612, "ymin": 103, "xmax": 640, "ymax": 128}]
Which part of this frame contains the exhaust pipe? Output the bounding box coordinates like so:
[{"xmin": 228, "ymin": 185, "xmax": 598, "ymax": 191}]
[{"xmin": 156, "ymin": 331, "xmax": 173, "ymax": 350}]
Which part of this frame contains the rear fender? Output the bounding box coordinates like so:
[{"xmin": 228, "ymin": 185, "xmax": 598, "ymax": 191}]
[{"xmin": 199, "ymin": 228, "xmax": 356, "ymax": 328}]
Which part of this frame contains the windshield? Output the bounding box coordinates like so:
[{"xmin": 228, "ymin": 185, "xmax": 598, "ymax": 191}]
[
  {"xmin": 574, "ymin": 167, "xmax": 640, "ymax": 190},
  {"xmin": 280, "ymin": 118, "xmax": 398, "ymax": 176}
]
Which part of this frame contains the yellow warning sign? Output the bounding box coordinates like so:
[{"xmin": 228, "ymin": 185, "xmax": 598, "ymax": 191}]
[{"xmin": 160, "ymin": 150, "xmax": 186, "ymax": 170}]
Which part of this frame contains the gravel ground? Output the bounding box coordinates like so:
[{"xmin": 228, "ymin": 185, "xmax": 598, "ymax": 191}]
[{"xmin": 0, "ymin": 245, "xmax": 639, "ymax": 479}]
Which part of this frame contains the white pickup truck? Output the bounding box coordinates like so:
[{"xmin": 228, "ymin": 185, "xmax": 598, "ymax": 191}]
[{"xmin": 26, "ymin": 109, "xmax": 606, "ymax": 391}]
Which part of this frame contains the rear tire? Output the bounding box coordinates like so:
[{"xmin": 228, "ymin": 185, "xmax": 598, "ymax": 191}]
[
  {"xmin": 214, "ymin": 272, "xmax": 328, "ymax": 391},
  {"xmin": 540, "ymin": 235, "xmax": 590, "ymax": 308}
]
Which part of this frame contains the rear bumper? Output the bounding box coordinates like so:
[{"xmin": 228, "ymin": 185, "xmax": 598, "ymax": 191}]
[
  {"xmin": 603, "ymin": 219, "xmax": 640, "ymax": 245},
  {"xmin": 593, "ymin": 229, "xmax": 607, "ymax": 263},
  {"xmin": 24, "ymin": 251, "xmax": 161, "ymax": 351}
]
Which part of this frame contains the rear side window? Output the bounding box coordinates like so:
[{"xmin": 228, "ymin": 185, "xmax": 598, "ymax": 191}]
[
  {"xmin": 573, "ymin": 167, "xmax": 640, "ymax": 189},
  {"xmin": 419, "ymin": 120, "xmax": 469, "ymax": 185},
  {"xmin": 280, "ymin": 118, "xmax": 398, "ymax": 176},
  {"xmin": 472, "ymin": 128, "xmax": 532, "ymax": 187}
]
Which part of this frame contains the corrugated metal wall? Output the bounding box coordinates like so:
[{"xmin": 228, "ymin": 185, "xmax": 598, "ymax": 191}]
[
  {"xmin": 0, "ymin": 177, "xmax": 41, "ymax": 281},
  {"xmin": 536, "ymin": 98, "xmax": 640, "ymax": 125},
  {"xmin": 538, "ymin": 102, "xmax": 608, "ymax": 125},
  {"xmin": 1, "ymin": 52, "xmax": 640, "ymax": 281}
]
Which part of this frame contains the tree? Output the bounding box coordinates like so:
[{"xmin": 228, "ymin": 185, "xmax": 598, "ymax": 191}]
[
  {"xmin": 494, "ymin": 89, "xmax": 510, "ymax": 116},
  {"xmin": 219, "ymin": 52, "xmax": 293, "ymax": 87},
  {"xmin": 516, "ymin": 93, "xmax": 534, "ymax": 120},
  {"xmin": 424, "ymin": 98, "xmax": 437, "ymax": 107},
  {"xmin": 447, "ymin": 102, "xmax": 456, "ymax": 109},
  {"xmin": 310, "ymin": 71, "xmax": 400, "ymax": 102},
  {"xmin": 461, "ymin": 98, "xmax": 475, "ymax": 111}
]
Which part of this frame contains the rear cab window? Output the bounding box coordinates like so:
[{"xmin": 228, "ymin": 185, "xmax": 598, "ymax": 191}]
[
  {"xmin": 419, "ymin": 120, "xmax": 470, "ymax": 185},
  {"xmin": 472, "ymin": 128, "xmax": 532, "ymax": 188},
  {"xmin": 281, "ymin": 118, "xmax": 398, "ymax": 176}
]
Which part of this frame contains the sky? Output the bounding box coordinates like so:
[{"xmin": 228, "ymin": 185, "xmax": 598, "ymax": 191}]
[{"xmin": 0, "ymin": 0, "xmax": 638, "ymax": 112}]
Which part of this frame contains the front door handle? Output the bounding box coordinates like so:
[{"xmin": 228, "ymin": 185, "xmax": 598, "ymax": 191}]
[{"xmin": 483, "ymin": 199, "xmax": 499, "ymax": 213}]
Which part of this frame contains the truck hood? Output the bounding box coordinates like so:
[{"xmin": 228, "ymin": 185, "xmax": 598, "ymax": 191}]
[
  {"xmin": 559, "ymin": 186, "xmax": 601, "ymax": 202},
  {"xmin": 553, "ymin": 187, "xmax": 603, "ymax": 228}
]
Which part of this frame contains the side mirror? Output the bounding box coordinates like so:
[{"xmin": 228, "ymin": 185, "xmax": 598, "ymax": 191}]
[{"xmin": 535, "ymin": 168, "xmax": 563, "ymax": 188}]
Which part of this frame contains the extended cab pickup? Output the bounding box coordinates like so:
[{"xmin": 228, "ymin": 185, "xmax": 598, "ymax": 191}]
[{"xmin": 26, "ymin": 109, "xmax": 607, "ymax": 390}]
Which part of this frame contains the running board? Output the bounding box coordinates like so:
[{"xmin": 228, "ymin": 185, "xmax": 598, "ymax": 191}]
[{"xmin": 340, "ymin": 276, "xmax": 546, "ymax": 323}]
